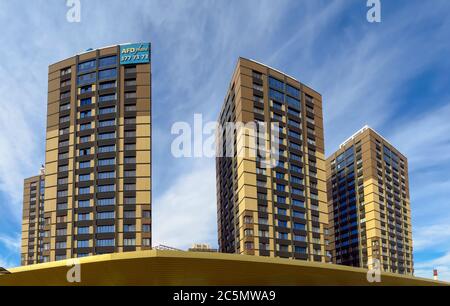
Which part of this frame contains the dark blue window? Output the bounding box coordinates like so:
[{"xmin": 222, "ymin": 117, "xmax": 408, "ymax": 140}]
[
  {"xmin": 98, "ymin": 68, "xmax": 117, "ymax": 80},
  {"xmin": 286, "ymin": 84, "xmax": 301, "ymax": 98},
  {"xmin": 269, "ymin": 89, "xmax": 284, "ymax": 102},
  {"xmin": 80, "ymin": 98, "xmax": 92, "ymax": 106},
  {"xmin": 78, "ymin": 60, "xmax": 96, "ymax": 73},
  {"xmin": 269, "ymin": 77, "xmax": 284, "ymax": 91},
  {"xmin": 287, "ymin": 96, "xmax": 301, "ymax": 109},
  {"xmin": 77, "ymin": 73, "xmax": 96, "ymax": 85},
  {"xmin": 99, "ymin": 56, "xmax": 117, "ymax": 68}
]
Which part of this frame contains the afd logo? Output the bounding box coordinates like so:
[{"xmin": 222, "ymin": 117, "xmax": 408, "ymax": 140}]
[{"xmin": 120, "ymin": 43, "xmax": 151, "ymax": 65}]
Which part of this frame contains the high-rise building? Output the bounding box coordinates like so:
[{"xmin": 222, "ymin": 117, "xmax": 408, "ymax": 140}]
[
  {"xmin": 216, "ymin": 58, "xmax": 328, "ymax": 262},
  {"xmin": 21, "ymin": 171, "xmax": 45, "ymax": 266},
  {"xmin": 21, "ymin": 43, "xmax": 152, "ymax": 264},
  {"xmin": 326, "ymin": 126, "xmax": 413, "ymax": 275}
]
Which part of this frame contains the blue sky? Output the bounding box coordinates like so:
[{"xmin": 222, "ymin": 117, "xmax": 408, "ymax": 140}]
[{"xmin": 0, "ymin": 0, "xmax": 449, "ymax": 281}]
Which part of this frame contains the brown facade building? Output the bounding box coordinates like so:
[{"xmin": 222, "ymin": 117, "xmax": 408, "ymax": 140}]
[
  {"xmin": 21, "ymin": 43, "xmax": 152, "ymax": 264},
  {"xmin": 21, "ymin": 172, "xmax": 45, "ymax": 265},
  {"xmin": 216, "ymin": 58, "xmax": 328, "ymax": 262},
  {"xmin": 326, "ymin": 126, "xmax": 413, "ymax": 275}
]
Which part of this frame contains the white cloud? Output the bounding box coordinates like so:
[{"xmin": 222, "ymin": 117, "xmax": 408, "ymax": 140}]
[
  {"xmin": 152, "ymin": 161, "xmax": 217, "ymax": 250},
  {"xmin": 415, "ymin": 252, "xmax": 450, "ymax": 282},
  {"xmin": 0, "ymin": 233, "xmax": 21, "ymax": 253},
  {"xmin": 414, "ymin": 222, "xmax": 450, "ymax": 252}
]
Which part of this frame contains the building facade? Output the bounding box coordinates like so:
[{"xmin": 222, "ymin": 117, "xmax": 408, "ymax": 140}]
[
  {"xmin": 21, "ymin": 172, "xmax": 45, "ymax": 265},
  {"xmin": 216, "ymin": 58, "xmax": 328, "ymax": 262},
  {"xmin": 21, "ymin": 43, "xmax": 152, "ymax": 264},
  {"xmin": 326, "ymin": 126, "xmax": 413, "ymax": 275}
]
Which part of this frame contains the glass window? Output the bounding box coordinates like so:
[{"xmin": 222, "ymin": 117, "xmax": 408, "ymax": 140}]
[
  {"xmin": 98, "ymin": 94, "xmax": 116, "ymax": 103},
  {"xmin": 98, "ymin": 132, "xmax": 115, "ymax": 140},
  {"xmin": 98, "ymin": 120, "xmax": 115, "ymax": 127},
  {"xmin": 98, "ymin": 158, "xmax": 115, "ymax": 166},
  {"xmin": 269, "ymin": 88, "xmax": 284, "ymax": 102},
  {"xmin": 79, "ymin": 161, "xmax": 91, "ymax": 169},
  {"xmin": 80, "ymin": 110, "xmax": 92, "ymax": 118},
  {"xmin": 77, "ymin": 240, "xmax": 90, "ymax": 248},
  {"xmin": 97, "ymin": 225, "xmax": 115, "ymax": 233},
  {"xmin": 98, "ymin": 171, "xmax": 115, "ymax": 179},
  {"xmin": 269, "ymin": 77, "xmax": 284, "ymax": 91},
  {"xmin": 98, "ymin": 145, "xmax": 115, "ymax": 153},
  {"xmin": 98, "ymin": 185, "xmax": 115, "ymax": 193},
  {"xmin": 286, "ymin": 84, "xmax": 301, "ymax": 98},
  {"xmin": 98, "ymin": 107, "xmax": 116, "ymax": 115},
  {"xmin": 78, "ymin": 60, "xmax": 96, "ymax": 72},
  {"xmin": 99, "ymin": 56, "xmax": 117, "ymax": 67},
  {"xmin": 77, "ymin": 227, "xmax": 90, "ymax": 234},
  {"xmin": 98, "ymin": 68, "xmax": 117, "ymax": 80},
  {"xmin": 97, "ymin": 212, "xmax": 115, "ymax": 220},
  {"xmin": 78, "ymin": 187, "xmax": 90, "ymax": 195},
  {"xmin": 286, "ymin": 96, "xmax": 301, "ymax": 109},
  {"xmin": 96, "ymin": 239, "xmax": 115, "ymax": 247},
  {"xmin": 80, "ymin": 85, "xmax": 92, "ymax": 94},
  {"xmin": 99, "ymin": 81, "xmax": 116, "ymax": 90},
  {"xmin": 78, "ymin": 174, "xmax": 90, "ymax": 182},
  {"xmin": 78, "ymin": 200, "xmax": 90, "ymax": 208},
  {"xmin": 80, "ymin": 98, "xmax": 92, "ymax": 106},
  {"xmin": 77, "ymin": 72, "xmax": 96, "ymax": 85},
  {"xmin": 97, "ymin": 198, "xmax": 115, "ymax": 206}
]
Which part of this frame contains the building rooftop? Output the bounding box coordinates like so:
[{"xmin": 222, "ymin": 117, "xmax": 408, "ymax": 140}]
[
  {"xmin": 339, "ymin": 125, "xmax": 396, "ymax": 149},
  {"xmin": 0, "ymin": 250, "xmax": 446, "ymax": 286}
]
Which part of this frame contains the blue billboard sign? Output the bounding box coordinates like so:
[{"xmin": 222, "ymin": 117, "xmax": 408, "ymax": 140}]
[{"xmin": 120, "ymin": 43, "xmax": 150, "ymax": 65}]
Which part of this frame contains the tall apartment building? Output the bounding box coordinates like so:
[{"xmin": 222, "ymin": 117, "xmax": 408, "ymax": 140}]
[
  {"xmin": 21, "ymin": 43, "xmax": 152, "ymax": 265},
  {"xmin": 216, "ymin": 58, "xmax": 328, "ymax": 262},
  {"xmin": 326, "ymin": 126, "xmax": 413, "ymax": 275},
  {"xmin": 21, "ymin": 172, "xmax": 45, "ymax": 265}
]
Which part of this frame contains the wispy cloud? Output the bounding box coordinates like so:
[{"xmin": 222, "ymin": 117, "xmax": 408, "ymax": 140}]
[
  {"xmin": 0, "ymin": 233, "xmax": 21, "ymax": 253},
  {"xmin": 153, "ymin": 161, "xmax": 217, "ymax": 249},
  {"xmin": 415, "ymin": 252, "xmax": 450, "ymax": 282}
]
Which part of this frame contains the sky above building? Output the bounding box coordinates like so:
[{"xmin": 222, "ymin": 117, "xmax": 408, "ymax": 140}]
[{"xmin": 0, "ymin": 0, "xmax": 449, "ymax": 281}]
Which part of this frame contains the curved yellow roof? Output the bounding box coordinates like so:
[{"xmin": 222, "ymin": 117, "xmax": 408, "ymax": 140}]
[{"xmin": 0, "ymin": 250, "xmax": 447, "ymax": 286}]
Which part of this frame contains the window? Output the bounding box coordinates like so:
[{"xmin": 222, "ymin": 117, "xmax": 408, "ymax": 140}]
[
  {"xmin": 124, "ymin": 239, "xmax": 136, "ymax": 246},
  {"xmin": 79, "ymin": 161, "xmax": 91, "ymax": 169},
  {"xmin": 142, "ymin": 210, "xmax": 151, "ymax": 218},
  {"xmin": 278, "ymin": 232, "xmax": 288, "ymax": 240},
  {"xmin": 124, "ymin": 211, "xmax": 136, "ymax": 219},
  {"xmin": 124, "ymin": 184, "xmax": 136, "ymax": 191},
  {"xmin": 56, "ymin": 255, "xmax": 67, "ymax": 261},
  {"xmin": 98, "ymin": 68, "xmax": 117, "ymax": 80},
  {"xmin": 124, "ymin": 157, "xmax": 136, "ymax": 164},
  {"xmin": 269, "ymin": 89, "xmax": 284, "ymax": 102},
  {"xmin": 295, "ymin": 246, "xmax": 307, "ymax": 254},
  {"xmin": 98, "ymin": 171, "xmax": 115, "ymax": 179},
  {"xmin": 142, "ymin": 224, "xmax": 151, "ymax": 232},
  {"xmin": 79, "ymin": 148, "xmax": 90, "ymax": 156},
  {"xmin": 58, "ymin": 177, "xmax": 68, "ymax": 185},
  {"xmin": 59, "ymin": 164, "xmax": 69, "ymax": 172},
  {"xmin": 60, "ymin": 103, "xmax": 70, "ymax": 111},
  {"xmin": 125, "ymin": 131, "xmax": 136, "ymax": 138},
  {"xmin": 142, "ymin": 239, "xmax": 151, "ymax": 247},
  {"xmin": 78, "ymin": 174, "xmax": 90, "ymax": 182},
  {"xmin": 80, "ymin": 110, "xmax": 92, "ymax": 119},
  {"xmin": 125, "ymin": 66, "xmax": 136, "ymax": 74},
  {"xmin": 56, "ymin": 228, "xmax": 67, "ymax": 236},
  {"xmin": 77, "ymin": 72, "xmax": 96, "ymax": 85},
  {"xmin": 125, "ymin": 92, "xmax": 137, "ymax": 99},
  {"xmin": 78, "ymin": 213, "xmax": 90, "ymax": 221},
  {"xmin": 294, "ymin": 235, "xmax": 307, "ymax": 242},
  {"xmin": 58, "ymin": 190, "xmax": 68, "ymax": 197},
  {"xmin": 98, "ymin": 158, "xmax": 115, "ymax": 166},
  {"xmin": 124, "ymin": 197, "xmax": 136, "ymax": 205},
  {"xmin": 80, "ymin": 136, "xmax": 91, "ymax": 143},
  {"xmin": 59, "ymin": 116, "xmax": 70, "ymax": 124},
  {"xmin": 77, "ymin": 227, "xmax": 90, "ymax": 234},
  {"xmin": 99, "ymin": 55, "xmax": 117, "ymax": 67},
  {"xmin": 124, "ymin": 170, "xmax": 136, "ymax": 177},
  {"xmin": 78, "ymin": 200, "xmax": 90, "ymax": 208},
  {"xmin": 98, "ymin": 119, "xmax": 115, "ymax": 127},
  {"xmin": 99, "ymin": 81, "xmax": 116, "ymax": 90},
  {"xmin": 80, "ymin": 98, "xmax": 92, "ymax": 106},
  {"xmin": 124, "ymin": 224, "xmax": 136, "ymax": 232},
  {"xmin": 80, "ymin": 85, "xmax": 92, "ymax": 94},
  {"xmin": 277, "ymin": 208, "xmax": 287, "ymax": 216},
  {"xmin": 56, "ymin": 242, "xmax": 67, "ymax": 249},
  {"xmin": 286, "ymin": 84, "xmax": 301, "ymax": 98},
  {"xmin": 294, "ymin": 223, "xmax": 306, "ymax": 230},
  {"xmin": 97, "ymin": 239, "xmax": 115, "ymax": 247},
  {"xmin": 97, "ymin": 225, "xmax": 115, "ymax": 233},
  {"xmin": 98, "ymin": 132, "xmax": 115, "ymax": 140},
  {"xmin": 287, "ymin": 96, "xmax": 301, "ymax": 109},
  {"xmin": 125, "ymin": 79, "xmax": 137, "ymax": 86},
  {"xmin": 293, "ymin": 211, "xmax": 306, "ymax": 219},
  {"xmin": 98, "ymin": 145, "xmax": 115, "ymax": 153},
  {"xmin": 97, "ymin": 211, "xmax": 115, "ymax": 220},
  {"xmin": 78, "ymin": 60, "xmax": 96, "ymax": 72},
  {"xmin": 97, "ymin": 198, "xmax": 115, "ymax": 206},
  {"xmin": 125, "ymin": 105, "xmax": 137, "ymax": 112},
  {"xmin": 78, "ymin": 187, "xmax": 90, "ymax": 195},
  {"xmin": 98, "ymin": 107, "xmax": 116, "ymax": 115},
  {"xmin": 269, "ymin": 77, "xmax": 284, "ymax": 91},
  {"xmin": 278, "ymin": 220, "xmax": 288, "ymax": 228},
  {"xmin": 125, "ymin": 118, "xmax": 136, "ymax": 125},
  {"xmin": 61, "ymin": 67, "xmax": 71, "ymax": 76},
  {"xmin": 98, "ymin": 185, "xmax": 115, "ymax": 193},
  {"xmin": 98, "ymin": 94, "xmax": 116, "ymax": 103},
  {"xmin": 80, "ymin": 123, "xmax": 92, "ymax": 131},
  {"xmin": 57, "ymin": 203, "xmax": 68, "ymax": 210}
]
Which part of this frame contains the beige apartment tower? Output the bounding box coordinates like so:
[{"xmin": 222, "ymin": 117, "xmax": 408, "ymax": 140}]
[
  {"xmin": 21, "ymin": 43, "xmax": 152, "ymax": 265},
  {"xmin": 326, "ymin": 126, "xmax": 413, "ymax": 275},
  {"xmin": 216, "ymin": 58, "xmax": 328, "ymax": 262}
]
